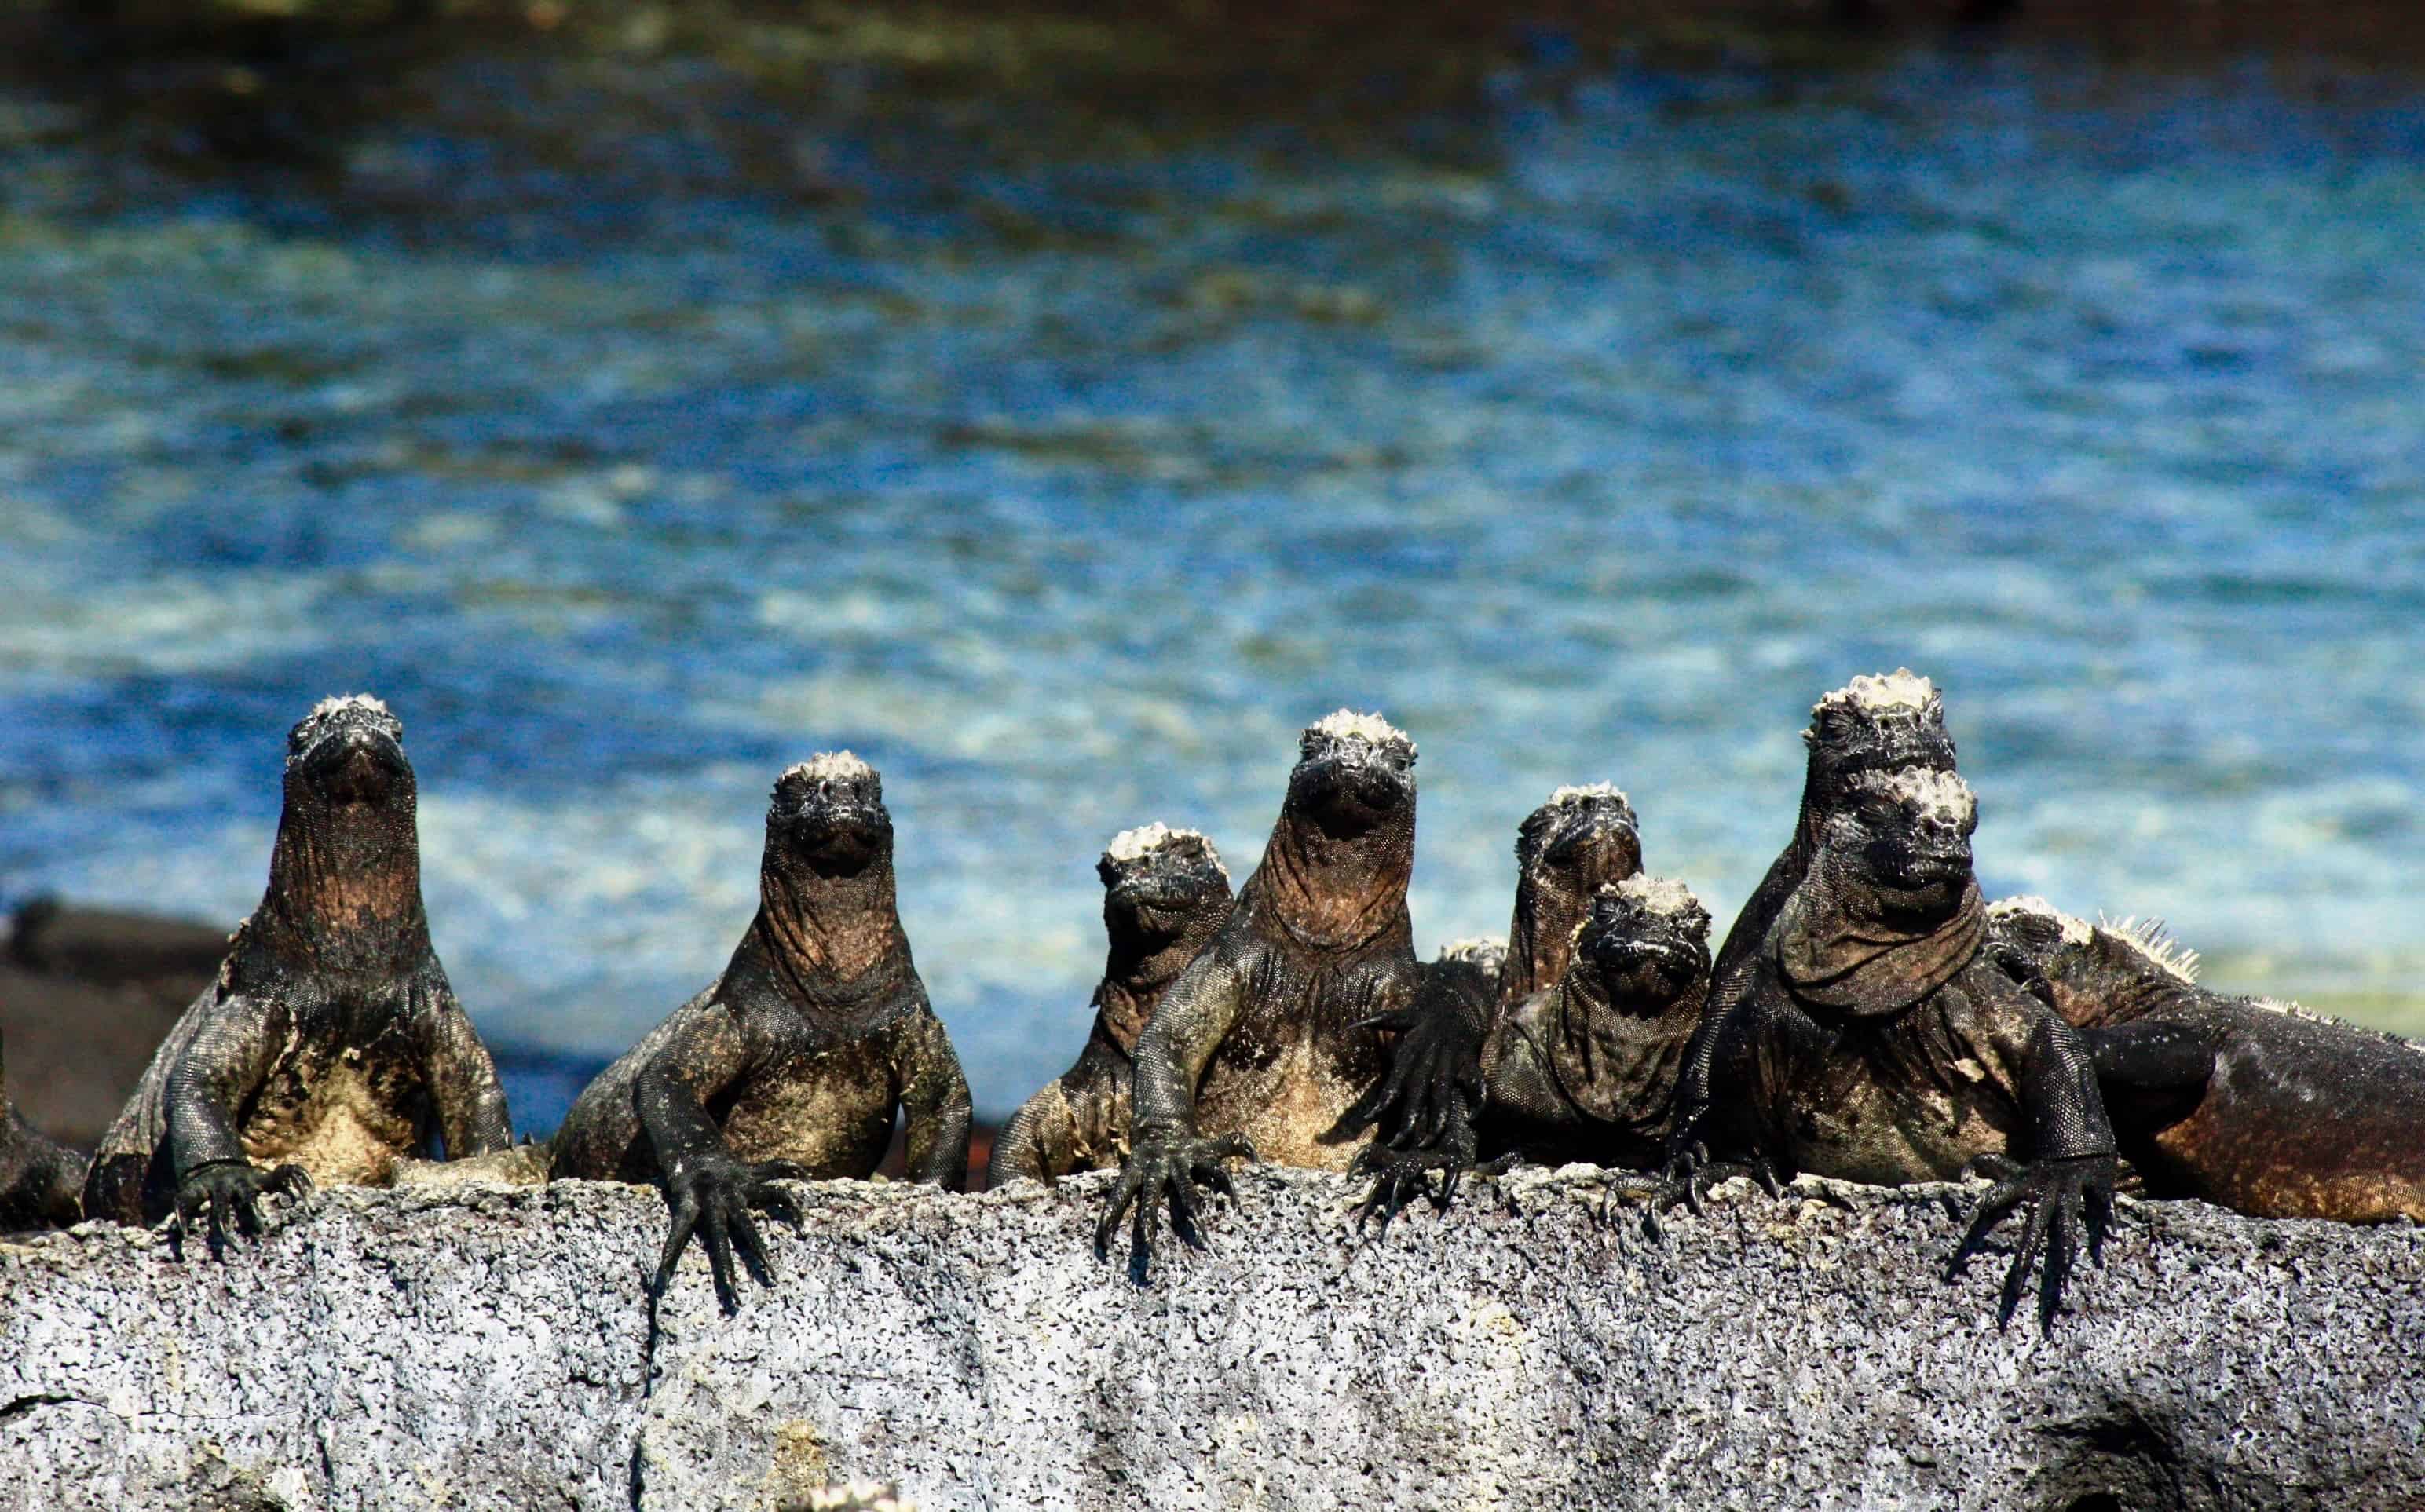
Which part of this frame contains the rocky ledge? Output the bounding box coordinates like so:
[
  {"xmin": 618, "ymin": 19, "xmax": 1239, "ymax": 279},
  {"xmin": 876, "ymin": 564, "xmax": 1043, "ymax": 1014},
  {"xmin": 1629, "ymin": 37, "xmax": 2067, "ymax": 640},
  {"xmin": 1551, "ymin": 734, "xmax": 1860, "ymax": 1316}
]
[{"xmin": 1, "ymin": 1167, "xmax": 2418, "ymax": 1510}]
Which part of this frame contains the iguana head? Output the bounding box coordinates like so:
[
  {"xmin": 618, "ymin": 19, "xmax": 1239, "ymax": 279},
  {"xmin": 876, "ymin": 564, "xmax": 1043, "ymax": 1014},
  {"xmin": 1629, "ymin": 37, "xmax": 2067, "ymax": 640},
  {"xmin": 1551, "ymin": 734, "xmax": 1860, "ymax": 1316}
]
[
  {"xmin": 1505, "ymin": 783, "xmax": 1643, "ymax": 999},
  {"xmin": 1516, "ymin": 783, "xmax": 1641, "ymax": 894},
  {"xmin": 1289, "ymin": 709, "xmax": 1417, "ymax": 838},
  {"xmin": 769, "ymin": 751, "xmax": 892, "ymax": 878},
  {"xmin": 1575, "ymin": 875, "xmax": 1710, "ymax": 1009},
  {"xmin": 1098, "ymin": 824, "xmax": 1231, "ymax": 943},
  {"xmin": 1816, "ymin": 767, "xmax": 1979, "ymax": 925},
  {"xmin": 284, "ymin": 694, "xmax": 413, "ymax": 814},
  {"xmin": 1803, "ymin": 670, "xmax": 1956, "ymax": 798},
  {"xmin": 1985, "ymin": 895, "xmax": 2199, "ymax": 1029}
]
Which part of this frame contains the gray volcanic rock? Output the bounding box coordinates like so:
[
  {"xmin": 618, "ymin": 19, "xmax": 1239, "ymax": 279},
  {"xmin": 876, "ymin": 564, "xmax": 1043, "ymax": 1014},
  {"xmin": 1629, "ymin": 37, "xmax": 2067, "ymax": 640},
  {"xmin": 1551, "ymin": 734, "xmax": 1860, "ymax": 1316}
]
[{"xmin": 2, "ymin": 1167, "xmax": 2420, "ymax": 1510}]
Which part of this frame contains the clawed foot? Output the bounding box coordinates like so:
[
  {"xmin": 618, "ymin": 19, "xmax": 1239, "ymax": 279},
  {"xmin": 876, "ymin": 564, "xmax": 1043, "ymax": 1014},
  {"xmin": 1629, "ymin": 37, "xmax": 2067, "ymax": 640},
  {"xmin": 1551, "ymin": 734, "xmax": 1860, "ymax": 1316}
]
[
  {"xmin": 1349, "ymin": 1138, "xmax": 1516, "ymax": 1240},
  {"xmin": 656, "ymin": 1156, "xmax": 808, "ymax": 1311},
  {"xmin": 1095, "ymin": 1128, "xmax": 1256, "ymax": 1283},
  {"xmin": 1945, "ymin": 1152, "xmax": 2116, "ymax": 1332},
  {"xmin": 1333, "ymin": 1003, "xmax": 1487, "ymax": 1152},
  {"xmin": 170, "ymin": 1160, "xmax": 313, "ymax": 1258},
  {"xmin": 1625, "ymin": 1140, "xmax": 1783, "ymax": 1239}
]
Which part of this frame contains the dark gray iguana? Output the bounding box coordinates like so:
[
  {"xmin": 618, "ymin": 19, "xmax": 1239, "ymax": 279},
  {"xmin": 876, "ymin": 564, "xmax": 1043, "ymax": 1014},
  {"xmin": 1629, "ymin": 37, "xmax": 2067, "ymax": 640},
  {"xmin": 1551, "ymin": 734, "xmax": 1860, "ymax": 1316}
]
[
  {"xmin": 551, "ymin": 752, "xmax": 971, "ymax": 1309},
  {"xmin": 82, "ymin": 696, "xmax": 513, "ymax": 1244},
  {"xmin": 0, "ymin": 1028, "xmax": 86, "ymax": 1232},
  {"xmin": 1096, "ymin": 710, "xmax": 1423, "ymax": 1276},
  {"xmin": 1341, "ymin": 783, "xmax": 1647, "ymax": 1220},
  {"xmin": 1667, "ymin": 670, "xmax": 1959, "ymax": 1181},
  {"xmin": 1479, "ymin": 875, "xmax": 1714, "ymax": 1176},
  {"xmin": 1986, "ymin": 897, "xmax": 2425, "ymax": 1222},
  {"xmin": 1686, "ymin": 768, "xmax": 2119, "ymax": 1330},
  {"xmin": 988, "ymin": 824, "xmax": 1232, "ymax": 1186}
]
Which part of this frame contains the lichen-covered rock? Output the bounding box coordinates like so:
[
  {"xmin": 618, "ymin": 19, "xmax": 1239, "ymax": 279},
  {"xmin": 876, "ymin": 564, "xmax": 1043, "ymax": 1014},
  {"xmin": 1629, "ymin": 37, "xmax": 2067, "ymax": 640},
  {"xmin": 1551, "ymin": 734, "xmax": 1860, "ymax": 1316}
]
[{"xmin": 2, "ymin": 1169, "xmax": 2420, "ymax": 1510}]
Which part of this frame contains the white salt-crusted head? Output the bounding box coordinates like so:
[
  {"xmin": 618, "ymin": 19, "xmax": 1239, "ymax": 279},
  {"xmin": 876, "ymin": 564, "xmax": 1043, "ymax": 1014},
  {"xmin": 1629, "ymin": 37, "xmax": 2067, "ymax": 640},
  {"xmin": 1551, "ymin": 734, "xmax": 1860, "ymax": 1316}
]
[
  {"xmin": 1988, "ymin": 895, "xmax": 2094, "ymax": 948},
  {"xmin": 2098, "ymin": 915, "xmax": 2200, "ymax": 984},
  {"xmin": 306, "ymin": 692, "xmax": 393, "ymax": 724},
  {"xmin": 1547, "ymin": 780, "xmax": 1631, "ymax": 809},
  {"xmin": 1102, "ymin": 822, "xmax": 1227, "ymax": 880},
  {"xmin": 1613, "ymin": 874, "xmax": 1701, "ymax": 918},
  {"xmin": 1438, "ymin": 935, "xmax": 1509, "ymax": 969},
  {"xmin": 1865, "ymin": 767, "xmax": 1976, "ymax": 827},
  {"xmin": 1304, "ymin": 708, "xmax": 1414, "ymax": 757},
  {"xmin": 783, "ymin": 751, "xmax": 876, "ymax": 784},
  {"xmin": 287, "ymin": 693, "xmax": 402, "ymax": 759},
  {"xmin": 1815, "ymin": 669, "xmax": 1940, "ymax": 719}
]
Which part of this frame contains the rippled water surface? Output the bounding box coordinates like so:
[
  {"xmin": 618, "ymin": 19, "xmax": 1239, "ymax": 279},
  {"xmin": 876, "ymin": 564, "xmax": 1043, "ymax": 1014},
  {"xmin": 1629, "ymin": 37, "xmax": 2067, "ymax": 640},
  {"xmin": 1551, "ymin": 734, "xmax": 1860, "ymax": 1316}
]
[{"xmin": 2, "ymin": 29, "xmax": 2420, "ymax": 1125}]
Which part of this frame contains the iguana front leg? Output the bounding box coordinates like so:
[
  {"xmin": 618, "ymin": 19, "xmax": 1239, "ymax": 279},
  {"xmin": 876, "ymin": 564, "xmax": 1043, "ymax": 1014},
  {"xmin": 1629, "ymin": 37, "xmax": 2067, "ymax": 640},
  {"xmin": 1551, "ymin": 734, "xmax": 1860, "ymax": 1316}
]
[
  {"xmin": 1096, "ymin": 948, "xmax": 1255, "ymax": 1279},
  {"xmin": 993, "ymin": 1038, "xmax": 1132, "ymax": 1185},
  {"xmin": 163, "ymin": 994, "xmax": 312, "ymax": 1255},
  {"xmin": 892, "ymin": 1004, "xmax": 972, "ymax": 1189},
  {"xmin": 419, "ymin": 985, "xmax": 514, "ymax": 1160},
  {"xmin": 635, "ymin": 1010, "xmax": 805, "ymax": 1311},
  {"xmin": 1948, "ymin": 995, "xmax": 2118, "ymax": 1331}
]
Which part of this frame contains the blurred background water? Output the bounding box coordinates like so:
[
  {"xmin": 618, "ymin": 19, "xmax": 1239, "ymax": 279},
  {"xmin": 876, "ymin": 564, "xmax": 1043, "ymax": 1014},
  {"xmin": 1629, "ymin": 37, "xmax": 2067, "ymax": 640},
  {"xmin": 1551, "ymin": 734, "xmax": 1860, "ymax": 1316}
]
[{"xmin": 1, "ymin": 2, "xmax": 2419, "ymax": 1130}]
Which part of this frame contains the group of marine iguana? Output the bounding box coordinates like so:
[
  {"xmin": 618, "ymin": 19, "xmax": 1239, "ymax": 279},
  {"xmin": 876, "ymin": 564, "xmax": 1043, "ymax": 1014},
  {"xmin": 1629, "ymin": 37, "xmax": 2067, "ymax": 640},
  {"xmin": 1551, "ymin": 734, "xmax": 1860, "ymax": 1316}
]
[{"xmin": 2, "ymin": 681, "xmax": 2419, "ymax": 1331}]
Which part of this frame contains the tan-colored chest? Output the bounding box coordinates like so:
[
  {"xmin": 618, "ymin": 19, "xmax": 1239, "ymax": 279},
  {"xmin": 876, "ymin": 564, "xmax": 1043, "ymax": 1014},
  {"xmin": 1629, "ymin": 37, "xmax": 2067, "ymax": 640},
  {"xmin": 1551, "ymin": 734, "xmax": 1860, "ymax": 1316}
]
[
  {"xmin": 240, "ymin": 1045, "xmax": 426, "ymax": 1186},
  {"xmin": 715, "ymin": 1045, "xmax": 899, "ymax": 1178}
]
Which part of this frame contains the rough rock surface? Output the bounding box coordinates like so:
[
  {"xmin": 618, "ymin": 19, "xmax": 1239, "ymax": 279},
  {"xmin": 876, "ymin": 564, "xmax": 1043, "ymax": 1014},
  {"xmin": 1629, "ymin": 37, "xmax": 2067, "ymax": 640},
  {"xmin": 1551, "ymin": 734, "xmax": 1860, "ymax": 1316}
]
[{"xmin": 2, "ymin": 1168, "xmax": 2420, "ymax": 1510}]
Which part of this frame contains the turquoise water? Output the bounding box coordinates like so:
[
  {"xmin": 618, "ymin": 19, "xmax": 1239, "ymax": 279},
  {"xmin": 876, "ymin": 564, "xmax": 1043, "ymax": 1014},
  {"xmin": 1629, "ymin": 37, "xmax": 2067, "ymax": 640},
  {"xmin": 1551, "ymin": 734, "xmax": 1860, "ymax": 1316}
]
[{"xmin": 2, "ymin": 38, "xmax": 2420, "ymax": 1125}]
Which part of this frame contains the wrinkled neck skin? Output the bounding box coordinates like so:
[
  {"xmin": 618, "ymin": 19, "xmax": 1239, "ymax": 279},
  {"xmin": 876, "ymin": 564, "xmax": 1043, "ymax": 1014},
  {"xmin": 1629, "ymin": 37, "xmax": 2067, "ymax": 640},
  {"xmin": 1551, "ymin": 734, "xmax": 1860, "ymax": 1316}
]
[
  {"xmin": 1247, "ymin": 802, "xmax": 1414, "ymax": 954},
  {"xmin": 752, "ymin": 854, "xmax": 913, "ymax": 1013},
  {"xmin": 1775, "ymin": 862, "xmax": 1984, "ymax": 1018},
  {"xmin": 1094, "ymin": 904, "xmax": 1229, "ymax": 1054},
  {"xmin": 243, "ymin": 791, "xmax": 432, "ymax": 979},
  {"xmin": 1549, "ymin": 956, "xmax": 1708, "ymax": 1127}
]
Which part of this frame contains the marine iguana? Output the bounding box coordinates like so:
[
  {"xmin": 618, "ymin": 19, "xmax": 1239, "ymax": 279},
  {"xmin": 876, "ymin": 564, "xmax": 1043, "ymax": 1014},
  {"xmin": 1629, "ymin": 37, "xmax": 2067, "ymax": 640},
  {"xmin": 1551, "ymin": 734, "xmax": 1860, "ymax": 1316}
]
[
  {"xmin": 551, "ymin": 752, "xmax": 971, "ymax": 1308},
  {"xmin": 1668, "ymin": 670, "xmax": 1959, "ymax": 1178},
  {"xmin": 1986, "ymin": 897, "xmax": 2425, "ymax": 1222},
  {"xmin": 1479, "ymin": 875, "xmax": 1713, "ymax": 1174},
  {"xmin": 82, "ymin": 696, "xmax": 513, "ymax": 1245},
  {"xmin": 1095, "ymin": 710, "xmax": 1422, "ymax": 1276},
  {"xmin": 1340, "ymin": 784, "xmax": 1645, "ymax": 1220},
  {"xmin": 989, "ymin": 824, "xmax": 1232, "ymax": 1186},
  {"xmin": 0, "ymin": 1029, "xmax": 86, "ymax": 1232},
  {"xmin": 1686, "ymin": 768, "xmax": 2118, "ymax": 1330}
]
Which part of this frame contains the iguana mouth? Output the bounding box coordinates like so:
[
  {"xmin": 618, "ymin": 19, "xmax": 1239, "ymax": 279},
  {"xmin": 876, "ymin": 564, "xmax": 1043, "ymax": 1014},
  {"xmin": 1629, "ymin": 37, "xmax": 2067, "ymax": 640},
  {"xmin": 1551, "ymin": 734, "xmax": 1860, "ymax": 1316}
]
[
  {"xmin": 1293, "ymin": 750, "xmax": 1410, "ymax": 837},
  {"xmin": 295, "ymin": 723, "xmax": 411, "ymax": 809}
]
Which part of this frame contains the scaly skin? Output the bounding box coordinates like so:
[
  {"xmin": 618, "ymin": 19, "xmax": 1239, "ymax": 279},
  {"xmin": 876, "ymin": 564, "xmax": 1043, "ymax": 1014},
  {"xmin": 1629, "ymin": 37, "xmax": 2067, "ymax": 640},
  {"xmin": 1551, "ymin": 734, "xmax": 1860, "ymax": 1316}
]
[
  {"xmin": 0, "ymin": 1029, "xmax": 86, "ymax": 1233},
  {"xmin": 81, "ymin": 696, "xmax": 511, "ymax": 1249},
  {"xmin": 1355, "ymin": 878, "xmax": 1714, "ymax": 1234},
  {"xmin": 552, "ymin": 753, "xmax": 971, "ymax": 1309},
  {"xmin": 1987, "ymin": 898, "xmax": 2425, "ymax": 1222},
  {"xmin": 1670, "ymin": 670, "xmax": 1959, "ymax": 1174},
  {"xmin": 1096, "ymin": 710, "xmax": 1422, "ymax": 1280},
  {"xmin": 989, "ymin": 825, "xmax": 1232, "ymax": 1186},
  {"xmin": 1340, "ymin": 783, "xmax": 1642, "ymax": 1168},
  {"xmin": 1688, "ymin": 769, "xmax": 2118, "ymax": 1331}
]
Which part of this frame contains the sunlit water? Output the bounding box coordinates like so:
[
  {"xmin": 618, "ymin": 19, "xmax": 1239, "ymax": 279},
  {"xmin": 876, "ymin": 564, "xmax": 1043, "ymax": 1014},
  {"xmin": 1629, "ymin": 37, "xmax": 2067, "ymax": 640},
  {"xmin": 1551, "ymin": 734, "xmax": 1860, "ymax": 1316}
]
[{"xmin": 2, "ymin": 38, "xmax": 2419, "ymax": 1127}]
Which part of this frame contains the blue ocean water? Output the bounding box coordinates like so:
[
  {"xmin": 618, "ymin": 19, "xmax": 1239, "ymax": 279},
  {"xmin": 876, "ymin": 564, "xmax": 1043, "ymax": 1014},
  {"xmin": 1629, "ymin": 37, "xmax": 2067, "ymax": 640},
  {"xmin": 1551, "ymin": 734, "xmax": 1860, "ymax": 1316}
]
[{"xmin": 1, "ymin": 42, "xmax": 2419, "ymax": 1127}]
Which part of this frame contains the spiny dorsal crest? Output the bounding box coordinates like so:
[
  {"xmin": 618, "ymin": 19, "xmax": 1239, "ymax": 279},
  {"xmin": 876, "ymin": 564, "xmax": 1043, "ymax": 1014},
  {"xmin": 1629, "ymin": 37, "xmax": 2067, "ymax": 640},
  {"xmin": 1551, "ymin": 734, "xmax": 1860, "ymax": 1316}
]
[
  {"xmin": 287, "ymin": 693, "xmax": 401, "ymax": 759},
  {"xmin": 1303, "ymin": 709, "xmax": 1414, "ymax": 759},
  {"xmin": 1987, "ymin": 895, "xmax": 2094, "ymax": 948},
  {"xmin": 1805, "ymin": 668, "xmax": 1946, "ymax": 748},
  {"xmin": 1438, "ymin": 935, "xmax": 1509, "ymax": 969},
  {"xmin": 1859, "ymin": 766, "xmax": 1976, "ymax": 827},
  {"xmin": 2098, "ymin": 915, "xmax": 2200, "ymax": 984},
  {"xmin": 1103, "ymin": 822, "xmax": 1228, "ymax": 880}
]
